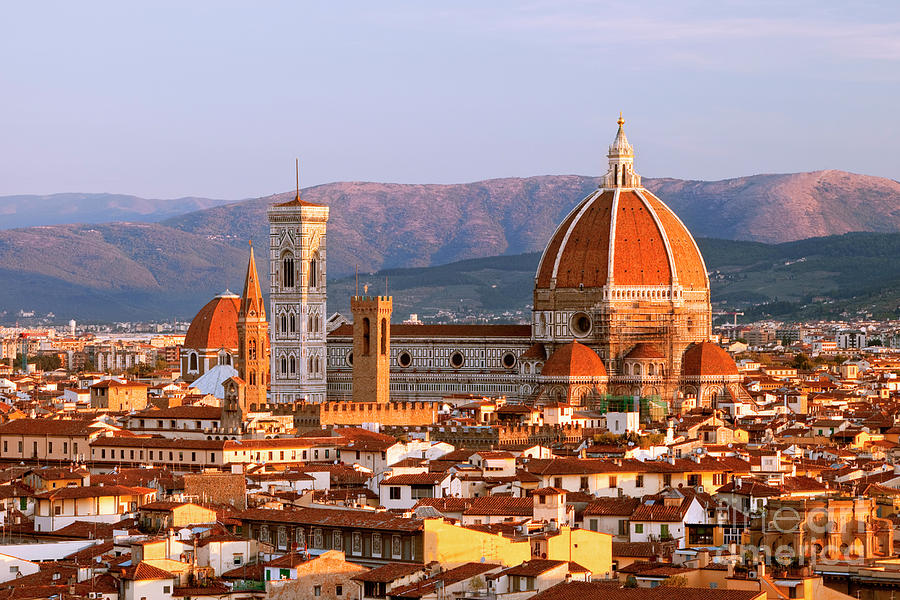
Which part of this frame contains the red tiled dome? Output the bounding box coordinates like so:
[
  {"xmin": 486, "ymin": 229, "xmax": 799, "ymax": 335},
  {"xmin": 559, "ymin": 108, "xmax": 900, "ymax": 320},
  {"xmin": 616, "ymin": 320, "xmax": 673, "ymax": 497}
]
[
  {"xmin": 625, "ymin": 343, "xmax": 665, "ymax": 360},
  {"xmin": 535, "ymin": 188, "xmax": 708, "ymax": 292},
  {"xmin": 184, "ymin": 292, "xmax": 240, "ymax": 350},
  {"xmin": 541, "ymin": 342, "xmax": 607, "ymax": 378},
  {"xmin": 681, "ymin": 342, "xmax": 738, "ymax": 377}
]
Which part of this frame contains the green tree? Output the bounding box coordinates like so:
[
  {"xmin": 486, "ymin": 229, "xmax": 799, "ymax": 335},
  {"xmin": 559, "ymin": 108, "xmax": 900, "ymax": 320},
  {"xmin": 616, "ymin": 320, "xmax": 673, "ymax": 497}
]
[
  {"xmin": 791, "ymin": 352, "xmax": 813, "ymax": 371},
  {"xmin": 31, "ymin": 355, "xmax": 62, "ymax": 371}
]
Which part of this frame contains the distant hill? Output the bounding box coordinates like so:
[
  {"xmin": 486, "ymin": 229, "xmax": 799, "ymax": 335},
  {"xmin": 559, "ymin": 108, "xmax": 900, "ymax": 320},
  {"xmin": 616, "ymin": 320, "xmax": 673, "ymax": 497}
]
[
  {"xmin": 165, "ymin": 170, "xmax": 900, "ymax": 278},
  {"xmin": 329, "ymin": 233, "xmax": 900, "ymax": 323},
  {"xmin": 0, "ymin": 193, "xmax": 236, "ymax": 229},
  {"xmin": 0, "ymin": 223, "xmax": 247, "ymax": 320},
  {"xmin": 3, "ymin": 170, "xmax": 900, "ymax": 321}
]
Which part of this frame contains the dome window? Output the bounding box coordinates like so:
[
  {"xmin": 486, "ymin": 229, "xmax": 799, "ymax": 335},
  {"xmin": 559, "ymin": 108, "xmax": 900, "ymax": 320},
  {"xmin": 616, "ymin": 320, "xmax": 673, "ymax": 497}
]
[
  {"xmin": 570, "ymin": 312, "xmax": 593, "ymax": 337},
  {"xmin": 501, "ymin": 352, "xmax": 517, "ymax": 369},
  {"xmin": 398, "ymin": 351, "xmax": 412, "ymax": 368}
]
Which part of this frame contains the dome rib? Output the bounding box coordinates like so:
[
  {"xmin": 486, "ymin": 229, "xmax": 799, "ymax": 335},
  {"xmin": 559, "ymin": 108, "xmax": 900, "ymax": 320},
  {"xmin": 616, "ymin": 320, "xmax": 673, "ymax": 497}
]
[
  {"xmin": 635, "ymin": 189, "xmax": 678, "ymax": 285},
  {"xmin": 641, "ymin": 190, "xmax": 709, "ymax": 290},
  {"xmin": 550, "ymin": 189, "xmax": 606, "ymax": 284}
]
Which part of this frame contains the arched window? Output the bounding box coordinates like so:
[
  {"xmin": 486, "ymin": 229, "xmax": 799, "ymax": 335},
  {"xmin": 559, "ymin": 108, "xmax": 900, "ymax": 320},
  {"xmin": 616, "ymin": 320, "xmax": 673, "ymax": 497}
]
[
  {"xmin": 289, "ymin": 313, "xmax": 296, "ymax": 333},
  {"xmin": 309, "ymin": 258, "xmax": 317, "ymax": 288},
  {"xmin": 362, "ymin": 318, "xmax": 371, "ymax": 355},
  {"xmin": 281, "ymin": 314, "xmax": 287, "ymax": 333},
  {"xmin": 380, "ymin": 318, "xmax": 387, "ymax": 355},
  {"xmin": 189, "ymin": 352, "xmax": 198, "ymax": 372},
  {"xmin": 249, "ymin": 370, "xmax": 256, "ymax": 386},
  {"xmin": 282, "ymin": 254, "xmax": 295, "ymax": 288},
  {"xmin": 314, "ymin": 356, "xmax": 320, "ymax": 374},
  {"xmin": 249, "ymin": 339, "xmax": 257, "ymax": 360},
  {"xmin": 289, "ymin": 356, "xmax": 296, "ymax": 375},
  {"xmin": 280, "ymin": 356, "xmax": 287, "ymax": 375}
]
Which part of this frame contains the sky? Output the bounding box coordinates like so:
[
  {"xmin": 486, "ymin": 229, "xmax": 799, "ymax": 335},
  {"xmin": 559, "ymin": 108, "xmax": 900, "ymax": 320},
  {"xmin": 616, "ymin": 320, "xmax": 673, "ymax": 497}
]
[{"xmin": 1, "ymin": 1, "xmax": 899, "ymax": 199}]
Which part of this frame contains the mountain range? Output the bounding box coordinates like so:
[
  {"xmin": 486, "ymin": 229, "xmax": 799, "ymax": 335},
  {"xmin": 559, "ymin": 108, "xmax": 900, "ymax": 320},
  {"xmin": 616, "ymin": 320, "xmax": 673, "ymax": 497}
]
[
  {"xmin": 330, "ymin": 232, "xmax": 900, "ymax": 323},
  {"xmin": 0, "ymin": 193, "xmax": 236, "ymax": 229},
  {"xmin": 1, "ymin": 169, "xmax": 899, "ymax": 321}
]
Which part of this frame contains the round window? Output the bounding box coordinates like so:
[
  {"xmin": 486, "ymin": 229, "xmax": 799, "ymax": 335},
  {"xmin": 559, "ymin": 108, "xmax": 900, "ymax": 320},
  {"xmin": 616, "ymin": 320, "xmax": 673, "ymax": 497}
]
[
  {"xmin": 346, "ymin": 351, "xmax": 354, "ymax": 366},
  {"xmin": 449, "ymin": 351, "xmax": 465, "ymax": 368},
  {"xmin": 570, "ymin": 312, "xmax": 592, "ymax": 337},
  {"xmin": 501, "ymin": 352, "xmax": 517, "ymax": 369},
  {"xmin": 398, "ymin": 351, "xmax": 412, "ymax": 368}
]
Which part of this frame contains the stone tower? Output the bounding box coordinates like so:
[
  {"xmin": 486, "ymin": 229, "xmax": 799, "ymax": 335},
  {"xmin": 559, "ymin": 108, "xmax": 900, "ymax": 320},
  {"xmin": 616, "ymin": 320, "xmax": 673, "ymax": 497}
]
[
  {"xmin": 236, "ymin": 244, "xmax": 269, "ymax": 411},
  {"xmin": 266, "ymin": 184, "xmax": 330, "ymax": 403},
  {"xmin": 350, "ymin": 295, "xmax": 392, "ymax": 403}
]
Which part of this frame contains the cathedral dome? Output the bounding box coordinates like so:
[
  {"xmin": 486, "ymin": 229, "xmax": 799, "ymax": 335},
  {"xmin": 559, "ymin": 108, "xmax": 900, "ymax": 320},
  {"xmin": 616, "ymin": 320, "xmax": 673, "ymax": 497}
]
[
  {"xmin": 541, "ymin": 341, "xmax": 607, "ymax": 378},
  {"xmin": 535, "ymin": 117, "xmax": 708, "ymax": 294},
  {"xmin": 681, "ymin": 342, "xmax": 739, "ymax": 377},
  {"xmin": 625, "ymin": 343, "xmax": 665, "ymax": 360},
  {"xmin": 184, "ymin": 291, "xmax": 241, "ymax": 350}
]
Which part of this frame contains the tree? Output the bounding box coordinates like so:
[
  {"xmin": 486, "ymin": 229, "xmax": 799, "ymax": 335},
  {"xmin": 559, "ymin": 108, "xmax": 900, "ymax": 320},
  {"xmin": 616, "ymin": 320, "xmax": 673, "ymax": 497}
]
[
  {"xmin": 791, "ymin": 353, "xmax": 813, "ymax": 371},
  {"xmin": 23, "ymin": 354, "xmax": 61, "ymax": 372}
]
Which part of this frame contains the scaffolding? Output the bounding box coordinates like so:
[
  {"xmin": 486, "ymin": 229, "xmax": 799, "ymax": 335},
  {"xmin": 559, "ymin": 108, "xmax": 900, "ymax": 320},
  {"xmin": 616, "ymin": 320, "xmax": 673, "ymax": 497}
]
[{"xmin": 591, "ymin": 394, "xmax": 668, "ymax": 422}]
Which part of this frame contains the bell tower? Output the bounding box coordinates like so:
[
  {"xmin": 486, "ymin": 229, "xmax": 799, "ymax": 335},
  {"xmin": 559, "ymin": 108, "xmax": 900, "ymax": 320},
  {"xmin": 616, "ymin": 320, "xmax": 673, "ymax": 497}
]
[
  {"xmin": 266, "ymin": 164, "xmax": 330, "ymax": 403},
  {"xmin": 351, "ymin": 295, "xmax": 392, "ymax": 404},
  {"xmin": 236, "ymin": 243, "xmax": 269, "ymax": 411}
]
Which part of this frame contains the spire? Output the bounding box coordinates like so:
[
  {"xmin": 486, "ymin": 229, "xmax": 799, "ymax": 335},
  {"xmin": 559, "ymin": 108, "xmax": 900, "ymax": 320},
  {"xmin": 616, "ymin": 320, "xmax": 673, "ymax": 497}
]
[
  {"xmin": 295, "ymin": 158, "xmax": 301, "ymax": 202},
  {"xmin": 604, "ymin": 113, "xmax": 640, "ymax": 188},
  {"xmin": 240, "ymin": 241, "xmax": 266, "ymax": 320}
]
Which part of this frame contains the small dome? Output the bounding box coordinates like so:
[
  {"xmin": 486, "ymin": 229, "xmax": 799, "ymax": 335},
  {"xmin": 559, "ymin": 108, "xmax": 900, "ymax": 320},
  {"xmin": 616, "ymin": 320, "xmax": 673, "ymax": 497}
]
[
  {"xmin": 184, "ymin": 294, "xmax": 241, "ymax": 350},
  {"xmin": 625, "ymin": 343, "xmax": 665, "ymax": 360},
  {"xmin": 541, "ymin": 342, "xmax": 607, "ymax": 378},
  {"xmin": 520, "ymin": 342, "xmax": 547, "ymax": 360},
  {"xmin": 681, "ymin": 342, "xmax": 739, "ymax": 377}
]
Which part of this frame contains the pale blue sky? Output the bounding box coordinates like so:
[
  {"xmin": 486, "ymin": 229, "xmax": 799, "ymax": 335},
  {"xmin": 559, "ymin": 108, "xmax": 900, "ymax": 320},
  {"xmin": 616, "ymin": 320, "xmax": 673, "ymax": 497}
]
[{"xmin": 1, "ymin": 1, "xmax": 898, "ymax": 199}]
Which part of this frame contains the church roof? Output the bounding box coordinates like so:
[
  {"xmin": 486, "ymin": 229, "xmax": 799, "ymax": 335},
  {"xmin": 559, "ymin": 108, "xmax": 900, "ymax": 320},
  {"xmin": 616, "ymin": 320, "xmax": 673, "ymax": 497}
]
[
  {"xmin": 328, "ymin": 324, "xmax": 531, "ymax": 339},
  {"xmin": 541, "ymin": 342, "xmax": 607, "ymax": 378},
  {"xmin": 184, "ymin": 293, "xmax": 240, "ymax": 351},
  {"xmin": 681, "ymin": 342, "xmax": 739, "ymax": 377},
  {"xmin": 625, "ymin": 343, "xmax": 665, "ymax": 360}
]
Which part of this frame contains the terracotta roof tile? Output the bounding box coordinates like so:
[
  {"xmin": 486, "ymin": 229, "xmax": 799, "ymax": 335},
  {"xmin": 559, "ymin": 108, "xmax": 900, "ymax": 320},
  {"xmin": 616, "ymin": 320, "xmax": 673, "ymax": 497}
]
[
  {"xmin": 682, "ymin": 342, "xmax": 739, "ymax": 377},
  {"xmin": 542, "ymin": 342, "xmax": 607, "ymax": 378},
  {"xmin": 184, "ymin": 294, "xmax": 240, "ymax": 350}
]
